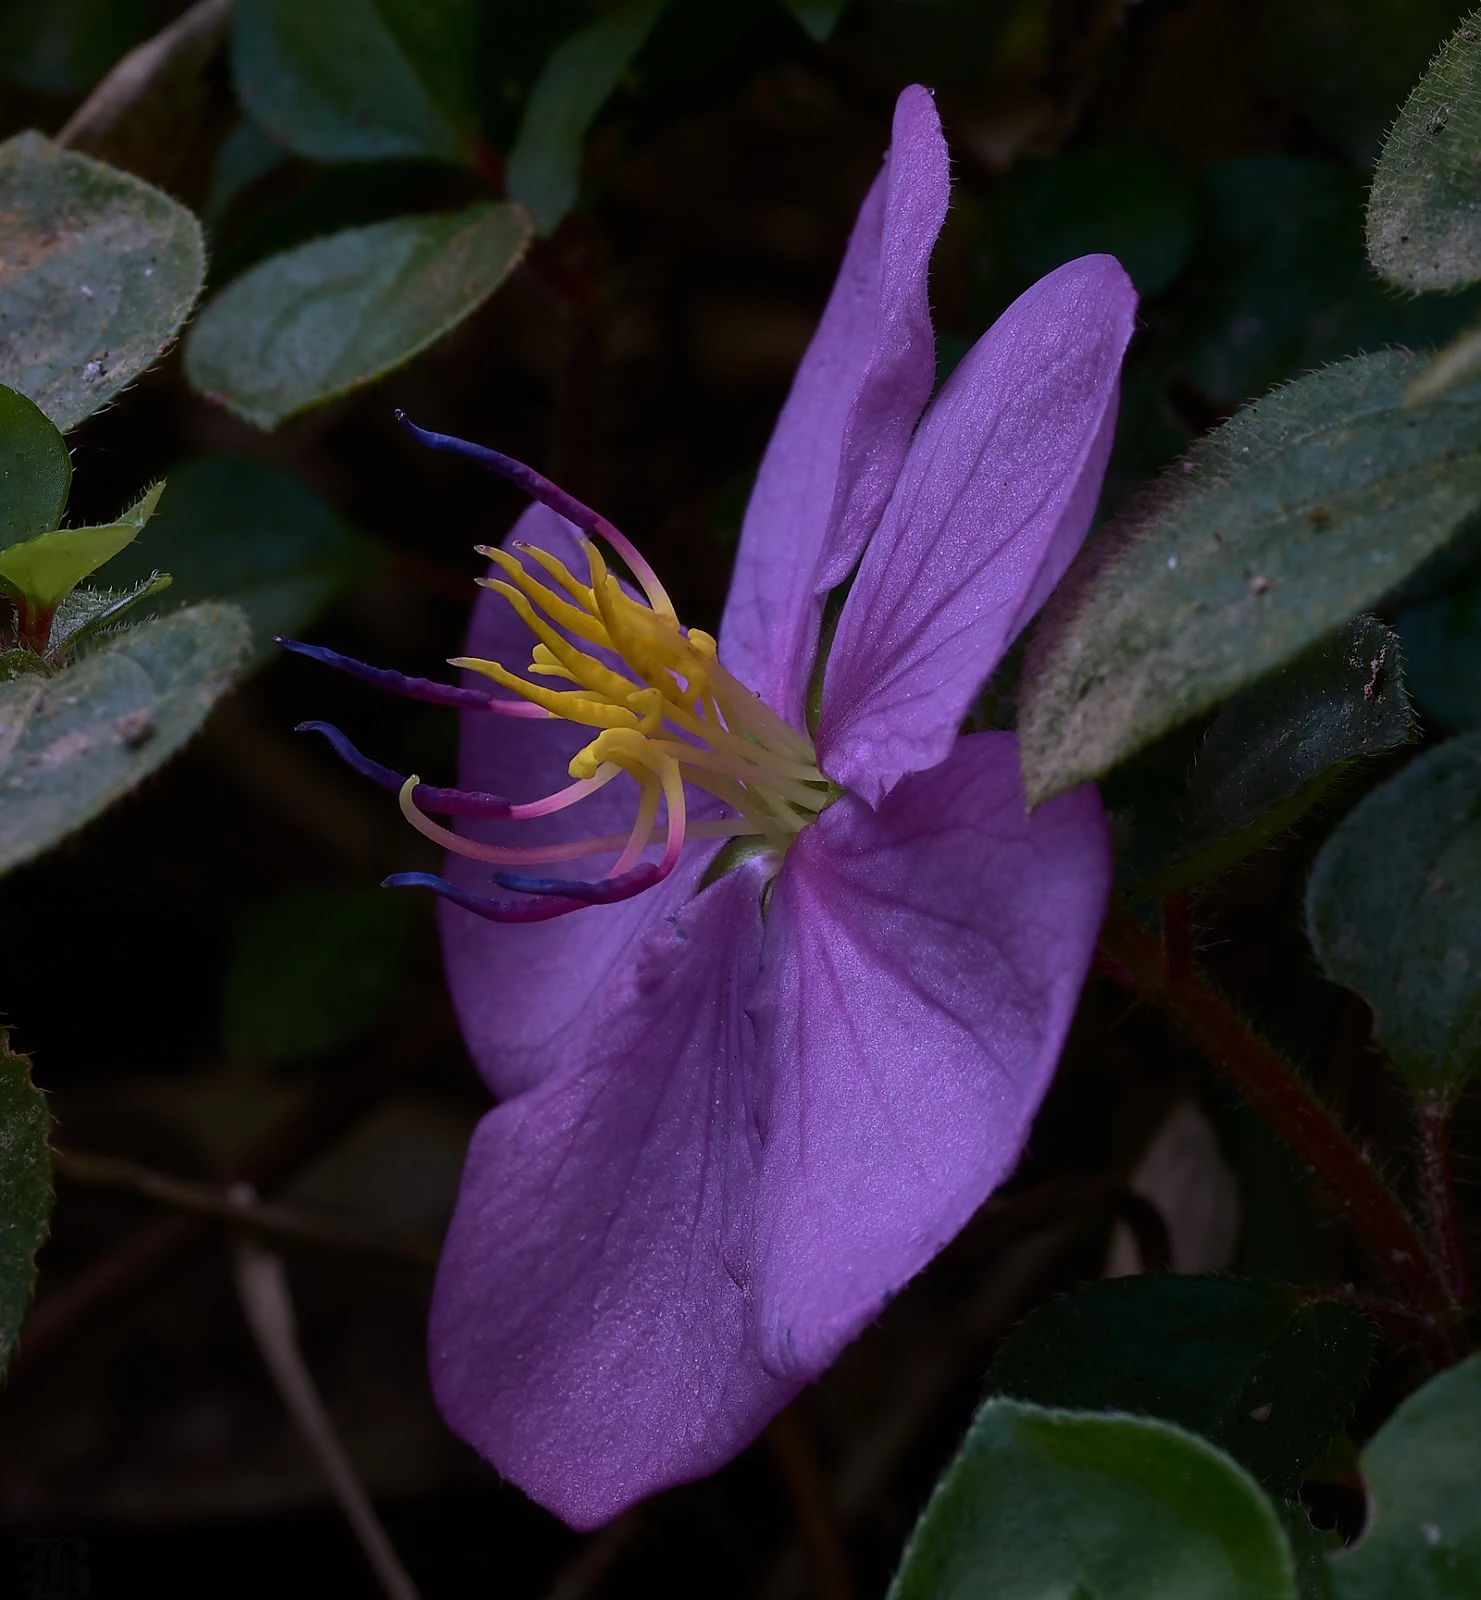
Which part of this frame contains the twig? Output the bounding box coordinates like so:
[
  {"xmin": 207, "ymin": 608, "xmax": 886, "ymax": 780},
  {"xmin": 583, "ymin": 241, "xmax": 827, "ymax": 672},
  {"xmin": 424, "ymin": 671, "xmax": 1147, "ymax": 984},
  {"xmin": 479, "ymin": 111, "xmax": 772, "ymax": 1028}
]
[
  {"xmin": 1415, "ymin": 1093, "xmax": 1469, "ymax": 1306},
  {"xmin": 233, "ymin": 1224, "xmax": 421, "ymax": 1600},
  {"xmin": 1097, "ymin": 904, "xmax": 1460, "ymax": 1332},
  {"xmin": 14, "ymin": 1014, "xmax": 449, "ymax": 1371},
  {"xmin": 52, "ymin": 1146, "xmax": 439, "ymax": 1265},
  {"xmin": 57, "ymin": 0, "xmax": 232, "ymax": 178}
]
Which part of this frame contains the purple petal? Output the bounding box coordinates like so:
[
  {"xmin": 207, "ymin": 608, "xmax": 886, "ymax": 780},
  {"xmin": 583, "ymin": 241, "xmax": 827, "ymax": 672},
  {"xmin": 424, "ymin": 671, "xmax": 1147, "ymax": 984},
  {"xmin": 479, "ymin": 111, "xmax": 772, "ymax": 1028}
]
[
  {"xmin": 439, "ymin": 502, "xmax": 712, "ymax": 1100},
  {"xmin": 748, "ymin": 732, "xmax": 1110, "ymax": 1378},
  {"xmin": 429, "ymin": 864, "xmax": 795, "ymax": 1530},
  {"xmin": 718, "ymin": 84, "xmax": 949, "ymax": 725},
  {"xmin": 817, "ymin": 255, "xmax": 1137, "ymax": 805}
]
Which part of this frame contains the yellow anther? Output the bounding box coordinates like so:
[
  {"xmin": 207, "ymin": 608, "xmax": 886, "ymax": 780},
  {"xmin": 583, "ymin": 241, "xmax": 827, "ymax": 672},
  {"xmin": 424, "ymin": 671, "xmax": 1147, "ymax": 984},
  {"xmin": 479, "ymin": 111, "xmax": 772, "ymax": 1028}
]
[
  {"xmin": 523, "ymin": 540, "xmax": 602, "ymax": 612},
  {"xmin": 528, "ymin": 642, "xmax": 576, "ymax": 680},
  {"xmin": 481, "ymin": 549, "xmax": 608, "ymax": 646},
  {"xmin": 483, "ymin": 581, "xmax": 637, "ymax": 704},
  {"xmin": 451, "ymin": 656, "xmax": 641, "ymax": 731}
]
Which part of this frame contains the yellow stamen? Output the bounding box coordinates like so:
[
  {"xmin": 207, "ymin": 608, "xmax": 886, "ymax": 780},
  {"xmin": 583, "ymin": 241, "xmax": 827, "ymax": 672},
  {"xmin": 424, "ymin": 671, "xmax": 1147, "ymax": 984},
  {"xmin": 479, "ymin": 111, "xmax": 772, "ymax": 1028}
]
[{"xmin": 454, "ymin": 538, "xmax": 838, "ymax": 859}]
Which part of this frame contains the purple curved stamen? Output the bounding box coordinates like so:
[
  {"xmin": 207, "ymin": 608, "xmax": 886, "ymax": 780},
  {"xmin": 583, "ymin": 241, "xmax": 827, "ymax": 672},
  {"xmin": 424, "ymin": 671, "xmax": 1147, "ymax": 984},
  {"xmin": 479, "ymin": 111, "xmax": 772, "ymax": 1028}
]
[
  {"xmin": 395, "ymin": 412, "xmax": 672, "ymax": 613},
  {"xmin": 396, "ymin": 414, "xmax": 614, "ymax": 546},
  {"xmin": 278, "ymin": 637, "xmax": 496, "ymax": 711},
  {"xmin": 382, "ymin": 871, "xmax": 584, "ymax": 924},
  {"xmin": 297, "ymin": 722, "xmax": 515, "ymax": 818},
  {"xmin": 493, "ymin": 864, "xmax": 663, "ymax": 904}
]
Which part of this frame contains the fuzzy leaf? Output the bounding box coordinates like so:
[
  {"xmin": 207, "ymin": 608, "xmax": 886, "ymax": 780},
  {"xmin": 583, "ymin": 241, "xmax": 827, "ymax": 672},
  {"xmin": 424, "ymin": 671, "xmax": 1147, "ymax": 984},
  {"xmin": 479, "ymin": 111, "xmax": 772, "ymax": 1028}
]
[
  {"xmin": 988, "ymin": 1276, "xmax": 1372, "ymax": 1497},
  {"xmin": 1020, "ymin": 352, "xmax": 1481, "ymax": 804},
  {"xmin": 231, "ymin": 0, "xmax": 478, "ymax": 165},
  {"xmin": 0, "ymin": 602, "xmax": 249, "ymax": 876},
  {"xmin": 0, "ymin": 482, "xmax": 163, "ymax": 613},
  {"xmin": 45, "ymin": 573, "xmax": 172, "ymax": 658},
  {"xmin": 507, "ymin": 0, "xmax": 668, "ymax": 235},
  {"xmin": 1368, "ymin": 11, "xmax": 1481, "ymax": 290},
  {"xmin": 0, "ymin": 384, "xmax": 70, "ymax": 551},
  {"xmin": 1150, "ymin": 617, "xmax": 1415, "ymax": 889},
  {"xmin": 888, "ymin": 1401, "xmax": 1298, "ymax": 1600},
  {"xmin": 184, "ymin": 203, "xmax": 530, "ymax": 430},
  {"xmin": 1329, "ymin": 1353, "xmax": 1481, "ymax": 1597},
  {"xmin": 1308, "ymin": 733, "xmax": 1481, "ymax": 1100},
  {"xmin": 0, "ymin": 132, "xmax": 205, "ymax": 432},
  {"xmin": 0, "ymin": 1032, "xmax": 52, "ymax": 1375}
]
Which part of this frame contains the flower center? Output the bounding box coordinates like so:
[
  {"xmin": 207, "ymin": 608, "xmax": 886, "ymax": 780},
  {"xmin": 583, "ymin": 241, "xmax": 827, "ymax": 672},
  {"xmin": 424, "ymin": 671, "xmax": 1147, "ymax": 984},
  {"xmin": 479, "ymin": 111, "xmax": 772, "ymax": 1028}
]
[
  {"xmin": 285, "ymin": 418, "xmax": 836, "ymax": 925},
  {"xmin": 396, "ymin": 531, "xmax": 836, "ymax": 897}
]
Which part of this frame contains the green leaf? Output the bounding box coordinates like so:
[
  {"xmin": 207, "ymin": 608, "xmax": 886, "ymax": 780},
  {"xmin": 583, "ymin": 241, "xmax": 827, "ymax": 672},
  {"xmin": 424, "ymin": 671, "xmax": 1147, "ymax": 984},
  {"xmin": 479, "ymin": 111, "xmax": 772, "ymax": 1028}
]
[
  {"xmin": 1019, "ymin": 352, "xmax": 1481, "ymax": 804},
  {"xmin": 1329, "ymin": 1353, "xmax": 1481, "ymax": 1598},
  {"xmin": 507, "ymin": 0, "xmax": 669, "ymax": 235},
  {"xmin": 987, "ymin": 1276, "xmax": 1372, "ymax": 1497},
  {"xmin": 0, "ymin": 133, "xmax": 206, "ymax": 433},
  {"xmin": 781, "ymin": 0, "xmax": 851, "ymax": 44},
  {"xmin": 999, "ymin": 142, "xmax": 1197, "ymax": 297},
  {"xmin": 0, "ymin": 482, "xmax": 163, "ymax": 614},
  {"xmin": 184, "ymin": 202, "xmax": 531, "ymax": 431},
  {"xmin": 1307, "ymin": 733, "xmax": 1481, "ymax": 1100},
  {"xmin": 0, "ymin": 384, "xmax": 70, "ymax": 551},
  {"xmin": 1368, "ymin": 10, "xmax": 1481, "ymax": 290},
  {"xmin": 887, "ymin": 1401, "xmax": 1298, "ymax": 1600},
  {"xmin": 1149, "ymin": 617, "xmax": 1416, "ymax": 891},
  {"xmin": 102, "ymin": 457, "xmax": 378, "ymax": 665},
  {"xmin": 0, "ymin": 603, "xmax": 249, "ymax": 876},
  {"xmin": 231, "ymin": 0, "xmax": 478, "ymax": 164},
  {"xmin": 224, "ymin": 889, "xmax": 410, "ymax": 1064},
  {"xmin": 0, "ymin": 1032, "xmax": 52, "ymax": 1376}
]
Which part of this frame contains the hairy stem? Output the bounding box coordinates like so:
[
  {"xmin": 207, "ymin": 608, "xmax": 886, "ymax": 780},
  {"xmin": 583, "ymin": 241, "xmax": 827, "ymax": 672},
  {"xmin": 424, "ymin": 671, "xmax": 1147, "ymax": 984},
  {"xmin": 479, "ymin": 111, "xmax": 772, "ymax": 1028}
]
[
  {"xmin": 1415, "ymin": 1093, "xmax": 1469, "ymax": 1306},
  {"xmin": 1097, "ymin": 904, "xmax": 1460, "ymax": 1332}
]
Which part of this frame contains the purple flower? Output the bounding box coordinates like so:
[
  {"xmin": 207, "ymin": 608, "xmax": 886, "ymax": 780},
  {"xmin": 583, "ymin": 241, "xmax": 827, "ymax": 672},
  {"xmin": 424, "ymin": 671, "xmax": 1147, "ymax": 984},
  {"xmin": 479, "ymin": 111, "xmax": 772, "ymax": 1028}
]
[{"xmin": 293, "ymin": 86, "xmax": 1134, "ymax": 1528}]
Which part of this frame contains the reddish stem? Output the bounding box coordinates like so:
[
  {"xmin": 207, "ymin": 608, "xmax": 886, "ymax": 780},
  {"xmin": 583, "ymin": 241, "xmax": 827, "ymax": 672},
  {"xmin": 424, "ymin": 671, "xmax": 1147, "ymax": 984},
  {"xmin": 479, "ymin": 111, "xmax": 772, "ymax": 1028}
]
[
  {"xmin": 1098, "ymin": 905, "xmax": 1461, "ymax": 1332},
  {"xmin": 17, "ymin": 600, "xmax": 53, "ymax": 655},
  {"xmin": 1162, "ymin": 890, "xmax": 1193, "ymax": 986},
  {"xmin": 1416, "ymin": 1093, "xmax": 1469, "ymax": 1306}
]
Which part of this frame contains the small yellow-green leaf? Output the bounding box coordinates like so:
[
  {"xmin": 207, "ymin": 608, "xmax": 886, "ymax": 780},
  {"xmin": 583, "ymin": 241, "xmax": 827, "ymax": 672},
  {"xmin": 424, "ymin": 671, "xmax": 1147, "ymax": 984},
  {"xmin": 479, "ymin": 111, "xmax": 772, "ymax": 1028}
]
[{"xmin": 0, "ymin": 481, "xmax": 163, "ymax": 613}]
